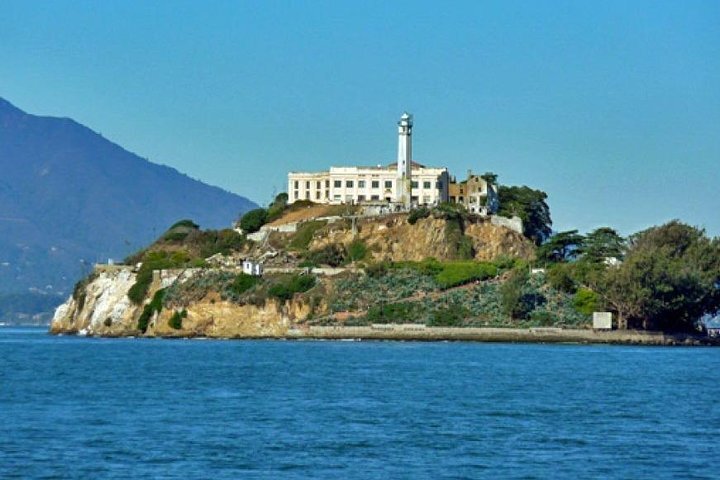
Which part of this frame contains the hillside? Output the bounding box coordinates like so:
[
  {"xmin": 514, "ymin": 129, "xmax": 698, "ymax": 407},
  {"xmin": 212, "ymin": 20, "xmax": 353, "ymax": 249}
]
[
  {"xmin": 51, "ymin": 207, "xmax": 562, "ymax": 337},
  {"xmin": 0, "ymin": 98, "xmax": 257, "ymax": 322}
]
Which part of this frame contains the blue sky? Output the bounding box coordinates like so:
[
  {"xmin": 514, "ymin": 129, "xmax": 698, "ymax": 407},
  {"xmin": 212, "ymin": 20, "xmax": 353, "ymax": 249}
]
[{"xmin": 1, "ymin": 0, "xmax": 718, "ymax": 236}]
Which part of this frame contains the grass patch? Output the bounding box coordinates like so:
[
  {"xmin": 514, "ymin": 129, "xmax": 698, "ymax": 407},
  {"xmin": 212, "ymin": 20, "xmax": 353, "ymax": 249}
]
[
  {"xmin": 268, "ymin": 275, "xmax": 316, "ymax": 302},
  {"xmin": 434, "ymin": 261, "xmax": 498, "ymax": 289},
  {"xmin": 230, "ymin": 273, "xmax": 259, "ymax": 296},
  {"xmin": 289, "ymin": 221, "xmax": 326, "ymax": 251}
]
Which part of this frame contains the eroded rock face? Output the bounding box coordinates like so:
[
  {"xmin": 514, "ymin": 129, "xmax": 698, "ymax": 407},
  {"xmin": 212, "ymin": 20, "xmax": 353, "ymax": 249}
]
[
  {"xmin": 465, "ymin": 223, "xmax": 535, "ymax": 261},
  {"xmin": 309, "ymin": 214, "xmax": 535, "ymax": 262}
]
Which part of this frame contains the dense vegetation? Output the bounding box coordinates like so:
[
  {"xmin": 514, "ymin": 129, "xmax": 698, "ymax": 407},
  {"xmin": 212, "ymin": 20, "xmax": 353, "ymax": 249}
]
[
  {"xmin": 538, "ymin": 221, "xmax": 720, "ymax": 332},
  {"xmin": 328, "ymin": 260, "xmax": 585, "ymax": 328},
  {"xmin": 498, "ymin": 186, "xmax": 552, "ymax": 245}
]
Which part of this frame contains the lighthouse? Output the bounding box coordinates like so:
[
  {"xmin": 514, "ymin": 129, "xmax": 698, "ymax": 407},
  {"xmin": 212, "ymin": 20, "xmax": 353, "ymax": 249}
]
[{"xmin": 396, "ymin": 112, "xmax": 413, "ymax": 206}]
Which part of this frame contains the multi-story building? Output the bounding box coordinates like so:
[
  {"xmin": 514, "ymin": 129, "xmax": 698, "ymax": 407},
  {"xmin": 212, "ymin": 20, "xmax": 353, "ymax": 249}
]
[
  {"xmin": 288, "ymin": 113, "xmax": 450, "ymax": 206},
  {"xmin": 448, "ymin": 173, "xmax": 500, "ymax": 215}
]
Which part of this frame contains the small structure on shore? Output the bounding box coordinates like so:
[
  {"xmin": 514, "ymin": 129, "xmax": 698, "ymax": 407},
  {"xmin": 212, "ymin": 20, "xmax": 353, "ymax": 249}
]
[
  {"xmin": 706, "ymin": 318, "xmax": 720, "ymax": 338},
  {"xmin": 593, "ymin": 312, "xmax": 613, "ymax": 330}
]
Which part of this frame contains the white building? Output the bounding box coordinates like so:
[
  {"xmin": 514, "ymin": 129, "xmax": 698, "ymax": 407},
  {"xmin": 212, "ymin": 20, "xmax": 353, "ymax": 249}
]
[
  {"xmin": 288, "ymin": 113, "xmax": 450, "ymax": 206},
  {"xmin": 242, "ymin": 260, "xmax": 263, "ymax": 277}
]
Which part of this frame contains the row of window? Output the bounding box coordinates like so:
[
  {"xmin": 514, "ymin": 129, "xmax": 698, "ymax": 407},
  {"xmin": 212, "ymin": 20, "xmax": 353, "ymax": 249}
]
[
  {"xmin": 291, "ymin": 191, "xmax": 435, "ymax": 203},
  {"xmin": 293, "ymin": 179, "xmax": 442, "ymax": 190}
]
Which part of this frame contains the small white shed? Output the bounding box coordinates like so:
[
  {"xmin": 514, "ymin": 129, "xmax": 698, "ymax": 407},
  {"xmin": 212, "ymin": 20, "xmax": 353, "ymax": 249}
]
[
  {"xmin": 242, "ymin": 260, "xmax": 263, "ymax": 277},
  {"xmin": 593, "ymin": 312, "xmax": 613, "ymax": 330}
]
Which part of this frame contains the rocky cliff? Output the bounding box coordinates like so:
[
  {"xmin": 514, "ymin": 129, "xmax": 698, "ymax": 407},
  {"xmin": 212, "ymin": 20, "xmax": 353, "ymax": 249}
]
[
  {"xmin": 50, "ymin": 266, "xmax": 319, "ymax": 337},
  {"xmin": 289, "ymin": 214, "xmax": 534, "ymax": 263}
]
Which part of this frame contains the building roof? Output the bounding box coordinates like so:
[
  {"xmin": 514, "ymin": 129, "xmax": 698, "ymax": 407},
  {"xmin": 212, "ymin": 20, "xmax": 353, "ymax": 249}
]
[{"xmin": 385, "ymin": 161, "xmax": 427, "ymax": 169}]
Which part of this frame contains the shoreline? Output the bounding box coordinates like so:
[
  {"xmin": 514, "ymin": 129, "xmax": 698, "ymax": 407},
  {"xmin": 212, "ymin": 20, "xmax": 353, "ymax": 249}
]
[{"xmin": 49, "ymin": 325, "xmax": 720, "ymax": 346}]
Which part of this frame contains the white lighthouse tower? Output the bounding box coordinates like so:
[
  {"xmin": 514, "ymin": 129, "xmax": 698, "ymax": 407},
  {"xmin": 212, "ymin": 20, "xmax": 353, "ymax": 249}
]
[{"xmin": 396, "ymin": 112, "xmax": 413, "ymax": 206}]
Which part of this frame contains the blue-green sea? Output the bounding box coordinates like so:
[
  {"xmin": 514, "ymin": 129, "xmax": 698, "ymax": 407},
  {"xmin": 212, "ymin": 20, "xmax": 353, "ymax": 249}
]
[{"xmin": 1, "ymin": 327, "xmax": 718, "ymax": 479}]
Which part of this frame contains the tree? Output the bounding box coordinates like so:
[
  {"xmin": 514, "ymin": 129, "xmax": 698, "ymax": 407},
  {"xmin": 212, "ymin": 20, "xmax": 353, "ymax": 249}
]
[
  {"xmin": 598, "ymin": 221, "xmax": 720, "ymax": 331},
  {"xmin": 267, "ymin": 193, "xmax": 288, "ymax": 222},
  {"xmin": 536, "ymin": 230, "xmax": 585, "ymax": 264},
  {"xmin": 480, "ymin": 172, "xmax": 498, "ymax": 185},
  {"xmin": 239, "ymin": 208, "xmax": 268, "ymax": 234},
  {"xmin": 497, "ymin": 186, "xmax": 552, "ymax": 245},
  {"xmin": 583, "ymin": 227, "xmax": 625, "ymax": 264}
]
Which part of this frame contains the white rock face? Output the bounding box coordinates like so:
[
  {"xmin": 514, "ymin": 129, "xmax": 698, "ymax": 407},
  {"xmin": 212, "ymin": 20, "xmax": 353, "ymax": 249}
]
[
  {"xmin": 86, "ymin": 269, "xmax": 137, "ymax": 331},
  {"xmin": 50, "ymin": 267, "xmax": 139, "ymax": 335}
]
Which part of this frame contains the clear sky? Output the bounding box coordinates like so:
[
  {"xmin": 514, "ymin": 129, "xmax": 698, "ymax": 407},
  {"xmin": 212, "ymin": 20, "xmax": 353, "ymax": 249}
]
[{"xmin": 1, "ymin": 0, "xmax": 718, "ymax": 236}]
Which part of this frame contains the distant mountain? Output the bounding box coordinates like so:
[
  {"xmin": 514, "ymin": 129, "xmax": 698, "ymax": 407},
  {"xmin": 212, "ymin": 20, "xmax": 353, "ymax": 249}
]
[{"xmin": 0, "ymin": 97, "xmax": 257, "ymax": 321}]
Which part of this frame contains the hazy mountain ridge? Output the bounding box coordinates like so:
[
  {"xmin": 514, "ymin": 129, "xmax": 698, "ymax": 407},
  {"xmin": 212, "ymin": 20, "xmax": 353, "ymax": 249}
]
[{"xmin": 0, "ymin": 97, "xmax": 257, "ymax": 320}]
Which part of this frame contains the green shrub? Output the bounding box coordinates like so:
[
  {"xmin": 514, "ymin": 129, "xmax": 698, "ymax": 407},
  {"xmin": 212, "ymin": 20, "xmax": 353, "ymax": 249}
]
[
  {"xmin": 365, "ymin": 261, "xmax": 389, "ymax": 278},
  {"xmin": 366, "ymin": 301, "xmax": 423, "ymax": 323},
  {"xmin": 127, "ymin": 269, "xmax": 154, "ymax": 305},
  {"xmin": 429, "ymin": 303, "xmax": 469, "ymax": 326},
  {"xmin": 435, "ymin": 262, "xmax": 498, "ymax": 289},
  {"xmin": 169, "ymin": 219, "xmax": 199, "ymax": 230},
  {"xmin": 230, "ymin": 273, "xmax": 259, "ymax": 295},
  {"xmin": 240, "ymin": 208, "xmax": 268, "ymax": 234},
  {"xmin": 530, "ymin": 310, "xmax": 556, "ymax": 326},
  {"xmin": 289, "ymin": 220, "xmax": 326, "ymax": 251},
  {"xmin": 168, "ymin": 309, "xmax": 187, "ymax": 330},
  {"xmin": 547, "ymin": 264, "xmax": 577, "ymax": 293},
  {"xmin": 408, "ymin": 207, "xmax": 430, "ymax": 225},
  {"xmin": 306, "ymin": 243, "xmax": 346, "ymax": 267},
  {"xmin": 573, "ymin": 288, "xmax": 600, "ymax": 316},
  {"xmin": 390, "ymin": 258, "xmax": 443, "ymax": 276},
  {"xmin": 346, "ymin": 240, "xmax": 368, "ymax": 263},
  {"xmin": 138, "ymin": 289, "xmax": 166, "ymax": 333},
  {"xmin": 268, "ymin": 275, "xmax": 316, "ymax": 302},
  {"xmin": 266, "ymin": 193, "xmax": 289, "ymax": 222},
  {"xmin": 500, "ymin": 268, "xmax": 529, "ymax": 319}
]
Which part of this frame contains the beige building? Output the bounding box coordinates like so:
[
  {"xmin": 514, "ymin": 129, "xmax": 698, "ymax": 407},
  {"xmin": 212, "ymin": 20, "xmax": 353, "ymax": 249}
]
[
  {"xmin": 288, "ymin": 113, "xmax": 450, "ymax": 206},
  {"xmin": 288, "ymin": 163, "xmax": 450, "ymax": 206},
  {"xmin": 448, "ymin": 173, "xmax": 499, "ymax": 215}
]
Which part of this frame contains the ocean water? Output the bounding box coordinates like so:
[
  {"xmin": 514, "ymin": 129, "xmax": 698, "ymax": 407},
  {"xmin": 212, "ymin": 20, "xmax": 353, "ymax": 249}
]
[{"xmin": 1, "ymin": 327, "xmax": 718, "ymax": 479}]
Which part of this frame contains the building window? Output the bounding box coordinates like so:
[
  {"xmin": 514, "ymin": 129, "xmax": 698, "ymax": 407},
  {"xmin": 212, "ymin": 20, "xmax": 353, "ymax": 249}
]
[
  {"xmin": 371, "ymin": 195, "xmax": 379, "ymax": 200},
  {"xmin": 423, "ymin": 195, "xmax": 431, "ymax": 204},
  {"xmin": 316, "ymin": 181, "xmax": 321, "ymax": 189},
  {"xmin": 423, "ymin": 181, "xmax": 431, "ymax": 189},
  {"xmin": 358, "ymin": 195, "xmax": 366, "ymax": 202},
  {"xmin": 325, "ymin": 190, "xmax": 330, "ymax": 198},
  {"xmin": 294, "ymin": 181, "xmax": 299, "ymax": 189},
  {"xmin": 325, "ymin": 180, "xmax": 330, "ymax": 188},
  {"xmin": 334, "ymin": 180, "xmax": 342, "ymax": 188},
  {"xmin": 346, "ymin": 180, "xmax": 354, "ymax": 188},
  {"xmin": 316, "ymin": 191, "xmax": 321, "ymax": 199},
  {"xmin": 372, "ymin": 180, "xmax": 379, "ymax": 189},
  {"xmin": 411, "ymin": 181, "xmax": 418, "ymax": 189},
  {"xmin": 306, "ymin": 181, "xmax": 310, "ymax": 189},
  {"xmin": 305, "ymin": 191, "xmax": 310, "ymax": 200},
  {"xmin": 333, "ymin": 194, "xmax": 341, "ymax": 201},
  {"xmin": 358, "ymin": 180, "xmax": 366, "ymax": 188},
  {"xmin": 294, "ymin": 190, "xmax": 299, "ymax": 200},
  {"xmin": 384, "ymin": 180, "xmax": 393, "ymax": 189}
]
